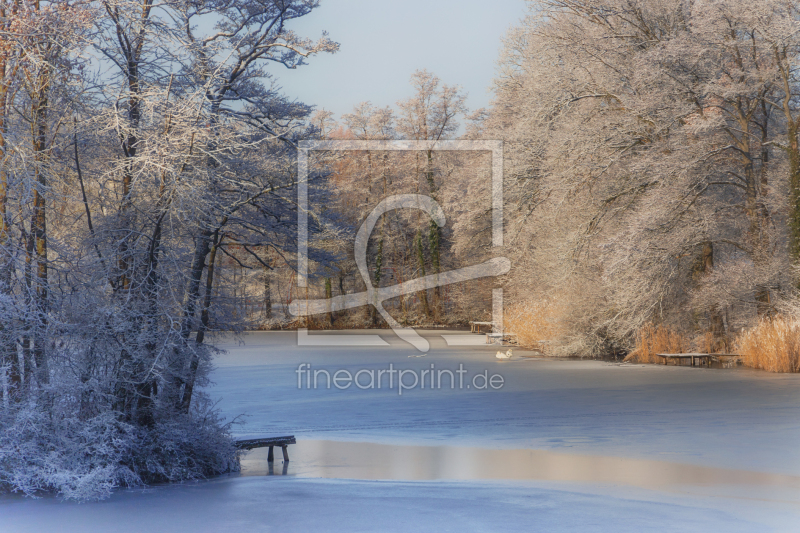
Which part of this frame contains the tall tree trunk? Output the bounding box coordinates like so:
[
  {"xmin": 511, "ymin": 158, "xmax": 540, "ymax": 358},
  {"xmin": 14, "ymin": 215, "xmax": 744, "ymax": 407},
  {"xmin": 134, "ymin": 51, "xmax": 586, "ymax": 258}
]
[
  {"xmin": 700, "ymin": 241, "xmax": 726, "ymax": 349},
  {"xmin": 117, "ymin": 56, "xmax": 141, "ymax": 292},
  {"xmin": 175, "ymin": 89, "xmax": 223, "ymax": 408},
  {"xmin": 108, "ymin": 0, "xmax": 154, "ymax": 292},
  {"xmin": 0, "ymin": 32, "xmax": 20, "ymax": 395},
  {"xmin": 414, "ymin": 230, "xmax": 431, "ymax": 319},
  {"xmin": 788, "ymin": 122, "xmax": 800, "ymax": 266},
  {"xmin": 30, "ymin": 63, "xmax": 50, "ymax": 386},
  {"xmin": 324, "ymin": 276, "xmax": 334, "ymax": 327},
  {"xmin": 264, "ymin": 264, "xmax": 272, "ymax": 319},
  {"xmin": 181, "ymin": 230, "xmax": 221, "ymax": 413},
  {"xmin": 22, "ymin": 230, "xmax": 34, "ymax": 388},
  {"xmin": 337, "ymin": 272, "xmax": 346, "ymax": 321},
  {"xmin": 425, "ymin": 149, "xmax": 441, "ymax": 319},
  {"xmin": 173, "ymin": 227, "xmax": 213, "ymax": 406},
  {"xmin": 370, "ymin": 238, "xmax": 383, "ymax": 326},
  {"xmin": 773, "ymin": 45, "xmax": 800, "ymax": 286},
  {"xmin": 734, "ymin": 107, "xmax": 771, "ymax": 317}
]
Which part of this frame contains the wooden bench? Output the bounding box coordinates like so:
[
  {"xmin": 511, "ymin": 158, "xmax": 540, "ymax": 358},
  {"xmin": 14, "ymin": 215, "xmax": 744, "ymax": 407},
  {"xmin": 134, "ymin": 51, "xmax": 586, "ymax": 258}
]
[
  {"xmin": 470, "ymin": 321, "xmax": 494, "ymax": 333},
  {"xmin": 235, "ymin": 435, "xmax": 296, "ymax": 462}
]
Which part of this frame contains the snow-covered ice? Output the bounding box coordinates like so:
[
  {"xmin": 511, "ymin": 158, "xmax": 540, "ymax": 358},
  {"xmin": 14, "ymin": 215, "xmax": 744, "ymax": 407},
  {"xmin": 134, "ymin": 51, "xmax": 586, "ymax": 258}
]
[
  {"xmin": 5, "ymin": 476, "xmax": 799, "ymax": 533},
  {"xmin": 3, "ymin": 330, "xmax": 800, "ymax": 532}
]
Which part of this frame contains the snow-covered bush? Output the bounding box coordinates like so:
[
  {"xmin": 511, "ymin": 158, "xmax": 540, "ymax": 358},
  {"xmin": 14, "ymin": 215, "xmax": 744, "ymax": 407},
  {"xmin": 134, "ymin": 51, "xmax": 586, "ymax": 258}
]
[{"xmin": 0, "ymin": 394, "xmax": 237, "ymax": 501}]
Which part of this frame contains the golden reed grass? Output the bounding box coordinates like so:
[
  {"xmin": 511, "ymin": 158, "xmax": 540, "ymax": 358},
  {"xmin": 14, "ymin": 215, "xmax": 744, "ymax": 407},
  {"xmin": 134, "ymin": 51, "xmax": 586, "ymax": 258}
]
[
  {"xmin": 625, "ymin": 323, "xmax": 690, "ymax": 363},
  {"xmin": 698, "ymin": 330, "xmax": 731, "ymax": 355},
  {"xmin": 504, "ymin": 299, "xmax": 565, "ymax": 352},
  {"xmin": 736, "ymin": 316, "xmax": 800, "ymax": 373}
]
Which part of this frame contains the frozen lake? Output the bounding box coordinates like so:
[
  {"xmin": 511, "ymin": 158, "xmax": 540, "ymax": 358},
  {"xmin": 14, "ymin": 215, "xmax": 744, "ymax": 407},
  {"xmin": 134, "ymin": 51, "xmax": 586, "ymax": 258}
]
[
  {"xmin": 243, "ymin": 439, "xmax": 800, "ymax": 490},
  {"xmin": 3, "ymin": 330, "xmax": 800, "ymax": 532}
]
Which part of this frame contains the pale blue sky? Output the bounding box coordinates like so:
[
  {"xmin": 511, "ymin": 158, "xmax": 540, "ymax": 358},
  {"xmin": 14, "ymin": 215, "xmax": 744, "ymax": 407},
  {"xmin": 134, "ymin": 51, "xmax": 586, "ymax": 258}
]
[{"xmin": 275, "ymin": 0, "xmax": 528, "ymax": 122}]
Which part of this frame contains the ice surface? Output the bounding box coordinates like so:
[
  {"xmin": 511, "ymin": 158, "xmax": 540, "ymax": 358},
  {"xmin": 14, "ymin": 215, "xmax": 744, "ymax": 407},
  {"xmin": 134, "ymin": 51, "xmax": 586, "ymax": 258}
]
[
  {"xmin": 212, "ymin": 331, "xmax": 800, "ymax": 475},
  {"xmin": 3, "ymin": 329, "xmax": 799, "ymax": 532},
  {"xmin": 4, "ymin": 477, "xmax": 799, "ymax": 533}
]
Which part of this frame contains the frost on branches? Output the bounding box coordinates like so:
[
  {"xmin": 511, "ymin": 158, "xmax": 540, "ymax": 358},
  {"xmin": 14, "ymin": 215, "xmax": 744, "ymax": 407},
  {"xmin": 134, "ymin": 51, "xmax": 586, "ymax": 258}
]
[
  {"xmin": 479, "ymin": 0, "xmax": 800, "ymax": 356},
  {"xmin": 0, "ymin": 0, "xmax": 337, "ymax": 500}
]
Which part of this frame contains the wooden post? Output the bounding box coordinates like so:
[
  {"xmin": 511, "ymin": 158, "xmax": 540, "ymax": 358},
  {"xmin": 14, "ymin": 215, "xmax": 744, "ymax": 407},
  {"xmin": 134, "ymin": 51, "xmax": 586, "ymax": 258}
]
[
  {"xmin": 267, "ymin": 446, "xmax": 274, "ymax": 462},
  {"xmin": 282, "ymin": 445, "xmax": 289, "ymax": 462}
]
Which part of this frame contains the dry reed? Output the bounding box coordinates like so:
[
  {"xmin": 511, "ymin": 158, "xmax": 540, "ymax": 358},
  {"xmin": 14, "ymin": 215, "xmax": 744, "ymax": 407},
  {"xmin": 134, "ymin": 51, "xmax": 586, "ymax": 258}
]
[
  {"xmin": 503, "ymin": 299, "xmax": 565, "ymax": 352},
  {"xmin": 625, "ymin": 323, "xmax": 690, "ymax": 363},
  {"xmin": 736, "ymin": 316, "xmax": 800, "ymax": 373}
]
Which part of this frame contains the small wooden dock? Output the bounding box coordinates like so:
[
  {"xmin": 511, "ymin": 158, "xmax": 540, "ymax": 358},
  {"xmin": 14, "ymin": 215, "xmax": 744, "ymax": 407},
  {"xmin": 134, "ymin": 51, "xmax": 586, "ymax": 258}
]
[
  {"xmin": 470, "ymin": 321, "xmax": 494, "ymax": 333},
  {"xmin": 486, "ymin": 332, "xmax": 519, "ymax": 345},
  {"xmin": 655, "ymin": 353, "xmax": 740, "ymax": 367},
  {"xmin": 235, "ymin": 435, "xmax": 296, "ymax": 462}
]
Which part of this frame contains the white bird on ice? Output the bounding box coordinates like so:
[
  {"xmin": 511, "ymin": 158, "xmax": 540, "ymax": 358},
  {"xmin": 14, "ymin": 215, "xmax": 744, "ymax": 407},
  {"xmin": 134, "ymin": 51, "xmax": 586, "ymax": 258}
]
[{"xmin": 495, "ymin": 349, "xmax": 513, "ymax": 360}]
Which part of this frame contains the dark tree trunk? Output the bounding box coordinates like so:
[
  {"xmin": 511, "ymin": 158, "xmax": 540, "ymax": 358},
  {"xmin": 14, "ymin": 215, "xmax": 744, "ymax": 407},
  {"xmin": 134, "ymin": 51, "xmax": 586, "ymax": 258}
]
[
  {"xmin": 414, "ymin": 231, "xmax": 431, "ymax": 319},
  {"xmin": 425, "ymin": 149, "xmax": 441, "ymax": 319},
  {"xmin": 264, "ymin": 264, "xmax": 272, "ymax": 319},
  {"xmin": 30, "ymin": 63, "xmax": 50, "ymax": 386},
  {"xmin": 700, "ymin": 242, "xmax": 726, "ymax": 346},
  {"xmin": 181, "ymin": 230, "xmax": 221, "ymax": 413}
]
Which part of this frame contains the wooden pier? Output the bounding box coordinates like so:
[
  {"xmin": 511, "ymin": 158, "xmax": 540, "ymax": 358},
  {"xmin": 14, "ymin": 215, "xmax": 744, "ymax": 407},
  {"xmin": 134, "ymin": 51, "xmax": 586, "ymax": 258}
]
[
  {"xmin": 235, "ymin": 435, "xmax": 296, "ymax": 462},
  {"xmin": 470, "ymin": 321, "xmax": 494, "ymax": 333},
  {"xmin": 655, "ymin": 353, "xmax": 741, "ymax": 367}
]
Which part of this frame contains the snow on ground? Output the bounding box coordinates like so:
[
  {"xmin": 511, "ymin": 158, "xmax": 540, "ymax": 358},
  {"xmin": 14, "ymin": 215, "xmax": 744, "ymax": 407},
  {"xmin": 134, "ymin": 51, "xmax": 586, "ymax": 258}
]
[{"xmin": 3, "ymin": 330, "xmax": 800, "ymax": 532}]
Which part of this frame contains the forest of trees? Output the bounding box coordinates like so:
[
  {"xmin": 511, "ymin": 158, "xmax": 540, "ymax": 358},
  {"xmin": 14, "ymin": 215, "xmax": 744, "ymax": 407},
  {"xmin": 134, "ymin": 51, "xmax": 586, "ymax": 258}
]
[
  {"xmin": 482, "ymin": 0, "xmax": 800, "ymax": 360},
  {"xmin": 3, "ymin": 0, "xmax": 800, "ymax": 500},
  {"xmin": 309, "ymin": 0, "xmax": 800, "ymax": 364}
]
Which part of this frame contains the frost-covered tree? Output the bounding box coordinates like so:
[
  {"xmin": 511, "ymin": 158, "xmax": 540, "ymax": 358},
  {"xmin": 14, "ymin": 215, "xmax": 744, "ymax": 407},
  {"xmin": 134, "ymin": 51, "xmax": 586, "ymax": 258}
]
[
  {"xmin": 481, "ymin": 0, "xmax": 800, "ymax": 354},
  {"xmin": 0, "ymin": 0, "xmax": 337, "ymax": 500}
]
